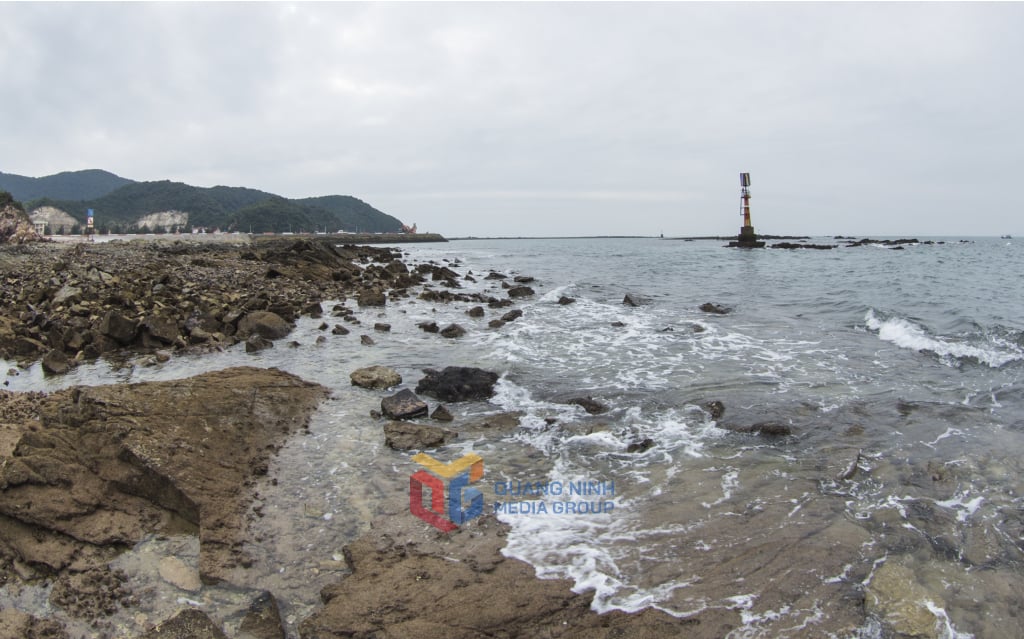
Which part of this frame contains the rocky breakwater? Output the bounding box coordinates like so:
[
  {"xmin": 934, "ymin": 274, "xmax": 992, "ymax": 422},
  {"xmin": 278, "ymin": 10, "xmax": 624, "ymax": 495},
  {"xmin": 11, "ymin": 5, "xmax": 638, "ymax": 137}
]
[
  {"xmin": 0, "ymin": 237, "xmax": 426, "ymax": 372},
  {"xmin": 0, "ymin": 366, "xmax": 327, "ymax": 635}
]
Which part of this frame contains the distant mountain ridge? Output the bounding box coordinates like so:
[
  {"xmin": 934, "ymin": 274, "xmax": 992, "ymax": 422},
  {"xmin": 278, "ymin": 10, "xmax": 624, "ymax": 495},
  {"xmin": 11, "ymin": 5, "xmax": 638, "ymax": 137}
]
[
  {"xmin": 0, "ymin": 169, "xmax": 134, "ymax": 201},
  {"xmin": 0, "ymin": 169, "xmax": 404, "ymax": 234}
]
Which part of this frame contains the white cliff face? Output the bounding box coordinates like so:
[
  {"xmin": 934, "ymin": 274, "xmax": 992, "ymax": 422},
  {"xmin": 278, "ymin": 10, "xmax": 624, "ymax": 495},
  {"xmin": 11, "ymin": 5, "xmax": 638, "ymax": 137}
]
[
  {"xmin": 136, "ymin": 210, "xmax": 189, "ymax": 231},
  {"xmin": 29, "ymin": 206, "xmax": 79, "ymax": 234}
]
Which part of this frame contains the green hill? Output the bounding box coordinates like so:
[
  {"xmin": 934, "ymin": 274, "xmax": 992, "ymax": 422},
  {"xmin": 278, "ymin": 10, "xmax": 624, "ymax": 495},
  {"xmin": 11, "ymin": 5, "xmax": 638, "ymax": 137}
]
[
  {"xmin": 5, "ymin": 170, "xmax": 404, "ymax": 234},
  {"xmin": 0, "ymin": 169, "xmax": 134, "ymax": 201}
]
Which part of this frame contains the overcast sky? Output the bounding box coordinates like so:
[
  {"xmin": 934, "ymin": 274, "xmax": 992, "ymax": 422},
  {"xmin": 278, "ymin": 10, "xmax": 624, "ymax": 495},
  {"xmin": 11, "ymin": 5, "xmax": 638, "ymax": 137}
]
[{"xmin": 2, "ymin": 2, "xmax": 1022, "ymax": 237}]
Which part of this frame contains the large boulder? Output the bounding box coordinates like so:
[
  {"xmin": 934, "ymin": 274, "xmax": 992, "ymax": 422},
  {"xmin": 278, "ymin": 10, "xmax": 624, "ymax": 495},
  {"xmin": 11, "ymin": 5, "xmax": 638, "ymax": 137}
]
[
  {"xmin": 237, "ymin": 311, "xmax": 292, "ymax": 340},
  {"xmin": 99, "ymin": 309, "xmax": 139, "ymax": 345},
  {"xmin": 357, "ymin": 288, "xmax": 387, "ymax": 307},
  {"xmin": 350, "ymin": 365, "xmax": 402, "ymax": 390},
  {"xmin": 381, "ymin": 388, "xmax": 429, "ymax": 419},
  {"xmin": 416, "ymin": 367, "xmax": 499, "ymax": 402}
]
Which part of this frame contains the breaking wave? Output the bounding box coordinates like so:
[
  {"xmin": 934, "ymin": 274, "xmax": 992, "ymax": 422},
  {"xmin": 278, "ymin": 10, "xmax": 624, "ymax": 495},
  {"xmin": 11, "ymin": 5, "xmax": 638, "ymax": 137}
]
[{"xmin": 864, "ymin": 309, "xmax": 1023, "ymax": 368}]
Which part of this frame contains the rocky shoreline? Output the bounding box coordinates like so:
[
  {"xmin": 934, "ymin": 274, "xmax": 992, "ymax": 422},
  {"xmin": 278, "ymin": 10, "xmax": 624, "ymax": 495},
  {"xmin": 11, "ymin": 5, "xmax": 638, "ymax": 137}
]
[{"xmin": 0, "ymin": 237, "xmax": 716, "ymax": 639}]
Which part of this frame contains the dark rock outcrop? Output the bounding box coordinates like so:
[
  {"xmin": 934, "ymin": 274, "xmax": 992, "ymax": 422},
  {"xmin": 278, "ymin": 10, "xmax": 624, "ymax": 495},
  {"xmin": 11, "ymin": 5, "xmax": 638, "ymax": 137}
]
[
  {"xmin": 440, "ymin": 323, "xmax": 466, "ymax": 338},
  {"xmin": 567, "ymin": 396, "xmax": 608, "ymax": 415},
  {"xmin": 416, "ymin": 367, "xmax": 500, "ymax": 402},
  {"xmin": 699, "ymin": 302, "xmax": 731, "ymax": 315},
  {"xmin": 507, "ymin": 285, "xmax": 534, "ymax": 299}
]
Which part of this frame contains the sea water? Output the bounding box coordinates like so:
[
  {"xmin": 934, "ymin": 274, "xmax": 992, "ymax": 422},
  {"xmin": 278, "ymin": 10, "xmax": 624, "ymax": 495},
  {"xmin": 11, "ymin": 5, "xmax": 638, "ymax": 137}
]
[{"xmin": 3, "ymin": 236, "xmax": 1023, "ymax": 638}]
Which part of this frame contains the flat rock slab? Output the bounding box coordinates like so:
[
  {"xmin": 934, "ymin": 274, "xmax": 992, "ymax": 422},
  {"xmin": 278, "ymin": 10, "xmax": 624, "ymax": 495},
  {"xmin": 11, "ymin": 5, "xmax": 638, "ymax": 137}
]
[
  {"xmin": 0, "ymin": 367, "xmax": 327, "ymax": 585},
  {"xmin": 158, "ymin": 556, "xmax": 201, "ymax": 592},
  {"xmin": 141, "ymin": 608, "xmax": 227, "ymax": 639},
  {"xmin": 383, "ymin": 421, "xmax": 456, "ymax": 450},
  {"xmin": 299, "ymin": 514, "xmax": 704, "ymax": 639}
]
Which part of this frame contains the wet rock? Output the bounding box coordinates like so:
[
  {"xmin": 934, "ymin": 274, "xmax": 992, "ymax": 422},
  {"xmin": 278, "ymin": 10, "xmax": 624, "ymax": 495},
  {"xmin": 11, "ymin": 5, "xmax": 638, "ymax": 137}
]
[
  {"xmin": 158, "ymin": 556, "xmax": 201, "ymax": 592},
  {"xmin": 699, "ymin": 302, "xmax": 731, "ymax": 315},
  {"xmin": 49, "ymin": 566, "xmax": 132, "ymax": 622},
  {"xmin": 513, "ymin": 275, "xmax": 535, "ymax": 283},
  {"xmin": 381, "ymin": 388, "xmax": 429, "ymax": 419},
  {"xmin": 466, "ymin": 306, "xmax": 485, "ymax": 317},
  {"xmin": 383, "ymin": 420, "xmax": 456, "ymax": 450},
  {"xmin": 440, "ymin": 323, "xmax": 466, "ymax": 338},
  {"xmin": 464, "ymin": 412, "xmax": 523, "ymax": 431},
  {"xmin": 417, "ymin": 320, "xmax": 439, "ymax": 333},
  {"xmin": 99, "ymin": 309, "xmax": 139, "ymax": 345},
  {"xmin": 416, "ymin": 367, "xmax": 500, "ymax": 402},
  {"xmin": 704, "ymin": 400, "xmax": 725, "ymax": 420},
  {"xmin": 350, "ymin": 365, "xmax": 402, "ymax": 390},
  {"xmin": 245, "ymin": 334, "xmax": 274, "ymax": 352},
  {"xmin": 622, "ymin": 293, "xmax": 649, "ymax": 307},
  {"xmin": 302, "ymin": 301, "xmax": 324, "ymax": 318},
  {"xmin": 557, "ymin": 296, "xmax": 576, "ymax": 305},
  {"xmin": 501, "ymin": 309, "xmax": 523, "ymax": 322},
  {"xmin": 360, "ymin": 334, "xmax": 375, "ymax": 346},
  {"xmin": 357, "ymin": 288, "xmax": 386, "ymax": 307},
  {"xmin": 865, "ymin": 561, "xmax": 939, "ymax": 638},
  {"xmin": 41, "ymin": 349, "xmax": 71, "ymax": 376},
  {"xmin": 237, "ymin": 311, "xmax": 292, "ymax": 340},
  {"xmin": 141, "ymin": 608, "xmax": 228, "ymax": 639},
  {"xmin": 299, "ymin": 514, "xmax": 693, "ymax": 639},
  {"xmin": 373, "ymin": 322, "xmax": 391, "ymax": 332},
  {"xmin": 485, "ymin": 271, "xmax": 507, "ymax": 280},
  {"xmin": 567, "ymin": 396, "xmax": 608, "ymax": 415},
  {"xmin": 835, "ymin": 450, "xmax": 863, "ymax": 481},
  {"xmin": 0, "ymin": 609, "xmax": 71, "ymax": 639},
  {"xmin": 431, "ymin": 404, "xmax": 454, "ymax": 422},
  {"xmin": 238, "ymin": 591, "xmax": 285, "ymax": 639},
  {"xmin": 508, "ymin": 285, "xmax": 534, "ymax": 299},
  {"xmin": 488, "ymin": 319, "xmax": 506, "ymax": 329},
  {"xmin": 626, "ymin": 438, "xmax": 655, "ymax": 453},
  {"xmin": 611, "ymin": 321, "xmax": 626, "ymax": 328},
  {"xmin": 750, "ymin": 422, "xmax": 791, "ymax": 436},
  {"xmin": 331, "ymin": 324, "xmax": 350, "ymax": 336}
]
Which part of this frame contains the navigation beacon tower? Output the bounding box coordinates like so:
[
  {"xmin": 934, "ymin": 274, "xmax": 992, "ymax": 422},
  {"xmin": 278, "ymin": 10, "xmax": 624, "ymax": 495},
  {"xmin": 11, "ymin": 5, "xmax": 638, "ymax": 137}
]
[{"xmin": 729, "ymin": 172, "xmax": 765, "ymax": 248}]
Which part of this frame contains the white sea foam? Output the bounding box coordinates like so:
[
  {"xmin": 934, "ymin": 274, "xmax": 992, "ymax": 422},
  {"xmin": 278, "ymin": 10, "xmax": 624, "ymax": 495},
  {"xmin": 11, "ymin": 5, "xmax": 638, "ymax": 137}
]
[{"xmin": 865, "ymin": 309, "xmax": 1022, "ymax": 368}]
